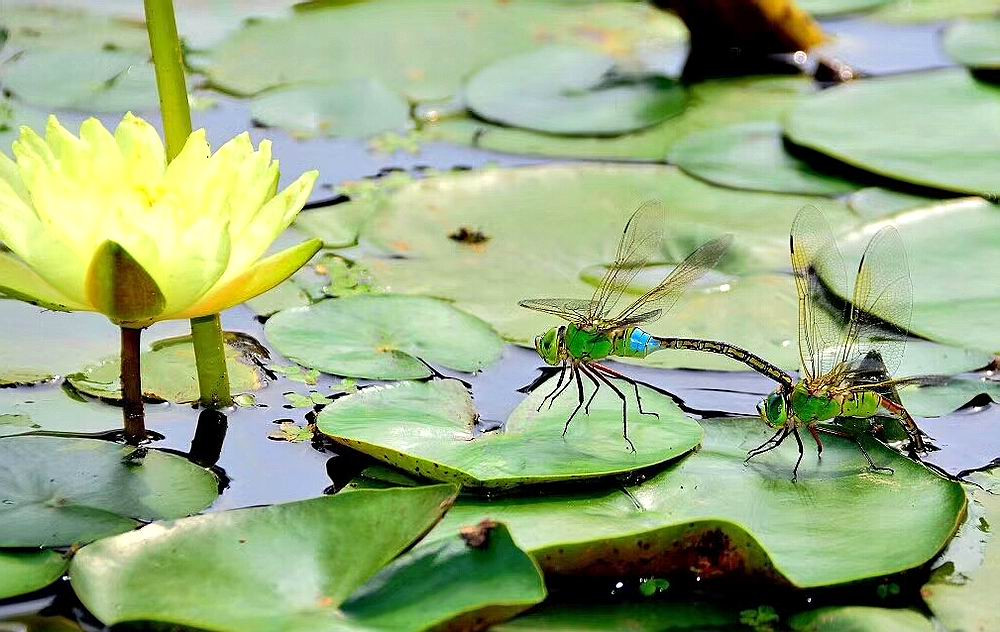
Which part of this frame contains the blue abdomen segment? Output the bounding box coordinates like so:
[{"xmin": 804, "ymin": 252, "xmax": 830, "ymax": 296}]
[{"xmin": 629, "ymin": 328, "xmax": 661, "ymax": 356}]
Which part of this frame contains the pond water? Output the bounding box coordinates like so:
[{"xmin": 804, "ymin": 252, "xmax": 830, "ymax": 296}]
[{"xmin": 1, "ymin": 7, "xmax": 998, "ymax": 630}]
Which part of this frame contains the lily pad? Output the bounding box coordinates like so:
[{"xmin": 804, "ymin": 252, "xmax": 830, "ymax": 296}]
[
  {"xmin": 797, "ymin": 0, "xmax": 894, "ymax": 16},
  {"xmin": 872, "ymin": 0, "xmax": 1000, "ymax": 23},
  {"xmin": 0, "ymin": 549, "xmax": 68, "ymax": 600},
  {"xmin": 67, "ymin": 334, "xmax": 265, "ymax": 403},
  {"xmin": 359, "ymin": 163, "xmax": 854, "ymax": 371},
  {"xmin": 425, "ymin": 75, "xmax": 813, "ymax": 161},
  {"xmin": 1, "ymin": 48, "xmax": 159, "ymax": 112},
  {"xmin": 785, "ymin": 69, "xmax": 1000, "ymax": 197},
  {"xmin": 493, "ymin": 600, "xmax": 740, "ymax": 631},
  {"xmin": 944, "ymin": 19, "xmax": 1000, "ymax": 72},
  {"xmin": 0, "ymin": 6, "xmax": 150, "ymax": 58},
  {"xmin": 0, "ymin": 384, "xmax": 121, "ymax": 437},
  {"xmin": 72, "ymin": 486, "xmax": 543, "ymax": 631},
  {"xmin": 427, "ymin": 418, "xmax": 965, "ymax": 587},
  {"xmin": 902, "ymin": 377, "xmax": 1000, "ymax": 418},
  {"xmin": 847, "ymin": 187, "xmax": 948, "ymax": 220},
  {"xmin": 788, "ymin": 607, "xmax": 932, "ymax": 631},
  {"xmin": 828, "ymin": 198, "xmax": 1000, "ymax": 355},
  {"xmin": 317, "ymin": 379, "xmax": 702, "ymax": 490},
  {"xmin": 251, "ymin": 79, "xmax": 412, "ymax": 139},
  {"xmin": 465, "ymin": 46, "xmax": 686, "ymax": 136},
  {"xmin": 668, "ymin": 122, "xmax": 859, "ymax": 196},
  {"xmin": 921, "ymin": 473, "xmax": 1000, "ymax": 631},
  {"xmin": 0, "ymin": 435, "xmax": 219, "ymax": 547},
  {"xmin": 265, "ymin": 296, "xmax": 503, "ymax": 380},
  {"xmin": 203, "ymin": 0, "xmax": 685, "ymax": 101}
]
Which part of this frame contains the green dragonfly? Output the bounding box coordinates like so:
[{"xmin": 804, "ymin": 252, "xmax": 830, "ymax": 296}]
[
  {"xmin": 748, "ymin": 205, "xmax": 929, "ymax": 480},
  {"xmin": 519, "ymin": 201, "xmax": 793, "ymax": 451}
]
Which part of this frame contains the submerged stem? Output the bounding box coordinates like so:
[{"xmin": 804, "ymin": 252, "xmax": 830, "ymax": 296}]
[
  {"xmin": 191, "ymin": 314, "xmax": 233, "ymax": 408},
  {"xmin": 120, "ymin": 327, "xmax": 147, "ymax": 445},
  {"xmin": 145, "ymin": 0, "xmax": 232, "ymax": 407}
]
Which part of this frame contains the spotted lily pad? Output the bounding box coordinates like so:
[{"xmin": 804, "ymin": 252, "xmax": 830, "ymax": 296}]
[
  {"xmin": 0, "ymin": 436, "xmax": 219, "ymax": 547},
  {"xmin": 944, "ymin": 19, "xmax": 1000, "ymax": 72},
  {"xmin": 785, "ymin": 69, "xmax": 1000, "ymax": 197},
  {"xmin": 203, "ymin": 0, "xmax": 685, "ymax": 101},
  {"xmin": 251, "ymin": 79, "xmax": 412, "ymax": 139},
  {"xmin": 668, "ymin": 122, "xmax": 859, "ymax": 196},
  {"xmin": 426, "ymin": 75, "xmax": 813, "ymax": 161},
  {"xmin": 265, "ymin": 296, "xmax": 504, "ymax": 380},
  {"xmin": 317, "ymin": 379, "xmax": 702, "ymax": 491},
  {"xmin": 359, "ymin": 163, "xmax": 855, "ymax": 371},
  {"xmin": 465, "ymin": 46, "xmax": 686, "ymax": 136},
  {"xmin": 71, "ymin": 486, "xmax": 545, "ymax": 631},
  {"xmin": 427, "ymin": 418, "xmax": 965, "ymax": 587},
  {"xmin": 67, "ymin": 334, "xmax": 265, "ymax": 403},
  {"xmin": 0, "ymin": 550, "xmax": 68, "ymax": 600}
]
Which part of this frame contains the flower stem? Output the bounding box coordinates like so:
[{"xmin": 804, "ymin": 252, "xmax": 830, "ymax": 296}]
[
  {"xmin": 145, "ymin": 0, "xmax": 232, "ymax": 407},
  {"xmin": 120, "ymin": 327, "xmax": 147, "ymax": 445},
  {"xmin": 191, "ymin": 315, "xmax": 233, "ymax": 407}
]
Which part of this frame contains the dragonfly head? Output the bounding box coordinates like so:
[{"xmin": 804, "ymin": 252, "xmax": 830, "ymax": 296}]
[
  {"xmin": 534, "ymin": 326, "xmax": 563, "ymax": 365},
  {"xmin": 758, "ymin": 390, "xmax": 789, "ymax": 428}
]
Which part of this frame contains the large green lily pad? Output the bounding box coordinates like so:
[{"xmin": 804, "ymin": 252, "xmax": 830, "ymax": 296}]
[
  {"xmin": 0, "ymin": 436, "xmax": 219, "ymax": 547},
  {"xmin": 944, "ymin": 19, "xmax": 1000, "ymax": 72},
  {"xmin": 317, "ymin": 379, "xmax": 702, "ymax": 490},
  {"xmin": 427, "ymin": 418, "xmax": 965, "ymax": 587},
  {"xmin": 72, "ymin": 486, "xmax": 545, "ymax": 631},
  {"xmin": 921, "ymin": 473, "xmax": 1000, "ymax": 631},
  {"xmin": 0, "ymin": 385, "xmax": 121, "ymax": 437},
  {"xmin": 0, "ymin": 549, "xmax": 68, "ymax": 600},
  {"xmin": 358, "ymin": 163, "xmax": 852, "ymax": 372},
  {"xmin": 828, "ymin": 198, "xmax": 1000, "ymax": 355},
  {"xmin": 785, "ymin": 69, "xmax": 1000, "ymax": 197},
  {"xmin": 847, "ymin": 187, "xmax": 948, "ymax": 220},
  {"xmin": 250, "ymin": 79, "xmax": 412, "ymax": 139},
  {"xmin": 465, "ymin": 46, "xmax": 686, "ymax": 136},
  {"xmin": 425, "ymin": 75, "xmax": 813, "ymax": 161},
  {"xmin": 494, "ymin": 600, "xmax": 741, "ymax": 631},
  {"xmin": 0, "ymin": 6, "xmax": 150, "ymax": 58},
  {"xmin": 1, "ymin": 48, "xmax": 159, "ymax": 112},
  {"xmin": 202, "ymin": 0, "xmax": 684, "ymax": 101},
  {"xmin": 265, "ymin": 295, "xmax": 503, "ymax": 380},
  {"xmin": 902, "ymin": 377, "xmax": 1000, "ymax": 418},
  {"xmin": 788, "ymin": 607, "xmax": 933, "ymax": 631},
  {"xmin": 67, "ymin": 334, "xmax": 264, "ymax": 403},
  {"xmin": 668, "ymin": 122, "xmax": 859, "ymax": 196}
]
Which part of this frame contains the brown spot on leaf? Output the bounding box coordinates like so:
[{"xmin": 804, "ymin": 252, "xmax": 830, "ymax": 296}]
[{"xmin": 459, "ymin": 519, "xmax": 498, "ymax": 549}]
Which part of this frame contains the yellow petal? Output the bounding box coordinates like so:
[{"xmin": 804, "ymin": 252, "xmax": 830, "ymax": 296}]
[
  {"xmin": 0, "ymin": 251, "xmax": 90, "ymax": 311},
  {"xmin": 114, "ymin": 112, "xmax": 166, "ymax": 187},
  {"xmin": 0, "ymin": 151, "xmax": 30, "ymax": 204},
  {"xmin": 85, "ymin": 240, "xmax": 166, "ymax": 327},
  {"xmin": 171, "ymin": 238, "xmax": 322, "ymax": 319}
]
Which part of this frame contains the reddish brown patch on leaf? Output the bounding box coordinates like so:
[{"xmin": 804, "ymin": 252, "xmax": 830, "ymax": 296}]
[{"xmin": 460, "ymin": 519, "xmax": 499, "ymax": 549}]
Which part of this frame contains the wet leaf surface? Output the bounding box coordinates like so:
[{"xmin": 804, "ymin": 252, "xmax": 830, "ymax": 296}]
[
  {"xmin": 265, "ymin": 296, "xmax": 504, "ymax": 379},
  {"xmin": 0, "ymin": 385, "xmax": 120, "ymax": 438},
  {"xmin": 944, "ymin": 19, "xmax": 1000, "ymax": 72},
  {"xmin": 425, "ymin": 418, "xmax": 965, "ymax": 587},
  {"xmin": 785, "ymin": 69, "xmax": 1000, "ymax": 197},
  {"xmin": 71, "ymin": 486, "xmax": 541, "ymax": 631},
  {"xmin": 0, "ymin": 436, "xmax": 219, "ymax": 547},
  {"xmin": 317, "ymin": 379, "xmax": 702, "ymax": 490},
  {"xmin": 0, "ymin": 550, "xmax": 67, "ymax": 600},
  {"xmin": 465, "ymin": 46, "xmax": 686, "ymax": 136},
  {"xmin": 788, "ymin": 606, "xmax": 932, "ymax": 631},
  {"xmin": 66, "ymin": 334, "xmax": 264, "ymax": 403}
]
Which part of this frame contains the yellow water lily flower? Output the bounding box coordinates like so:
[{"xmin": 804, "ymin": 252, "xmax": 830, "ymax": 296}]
[{"xmin": 0, "ymin": 113, "xmax": 321, "ymax": 328}]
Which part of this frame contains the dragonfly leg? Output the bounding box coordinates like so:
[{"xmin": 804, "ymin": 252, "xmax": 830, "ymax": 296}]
[
  {"xmin": 879, "ymin": 396, "xmax": 927, "ymax": 453},
  {"xmin": 807, "ymin": 423, "xmax": 824, "ymax": 457},
  {"xmin": 544, "ymin": 365, "xmax": 575, "ymax": 411},
  {"xmin": 818, "ymin": 426, "xmax": 894, "ymax": 475},
  {"xmin": 791, "ymin": 424, "xmax": 805, "ymax": 483},
  {"xmin": 536, "ymin": 364, "xmax": 568, "ymax": 412},
  {"xmin": 579, "ymin": 365, "xmax": 601, "ymax": 414},
  {"xmin": 562, "ymin": 366, "xmax": 586, "ymax": 437},
  {"xmin": 745, "ymin": 426, "xmax": 789, "ymax": 463},
  {"xmin": 593, "ymin": 363, "xmax": 658, "ymax": 419},
  {"xmin": 592, "ymin": 368, "xmax": 635, "ymax": 453}
]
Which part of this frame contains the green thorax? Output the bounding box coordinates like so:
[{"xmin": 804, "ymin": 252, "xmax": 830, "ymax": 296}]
[
  {"xmin": 563, "ymin": 324, "xmax": 615, "ymax": 361},
  {"xmin": 789, "ymin": 382, "xmax": 881, "ymax": 422}
]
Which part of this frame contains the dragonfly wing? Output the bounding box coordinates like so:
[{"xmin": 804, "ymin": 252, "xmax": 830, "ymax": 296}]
[
  {"xmin": 587, "ymin": 201, "xmax": 667, "ymax": 323},
  {"xmin": 518, "ymin": 298, "xmax": 599, "ymax": 322},
  {"xmin": 839, "ymin": 225, "xmax": 912, "ymax": 377},
  {"xmin": 790, "ymin": 205, "xmax": 850, "ymax": 381},
  {"xmin": 611, "ymin": 233, "xmax": 733, "ymax": 326}
]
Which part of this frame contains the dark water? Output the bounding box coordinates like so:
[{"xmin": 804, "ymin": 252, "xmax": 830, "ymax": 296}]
[{"xmin": 1, "ymin": 11, "xmax": 994, "ymax": 630}]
